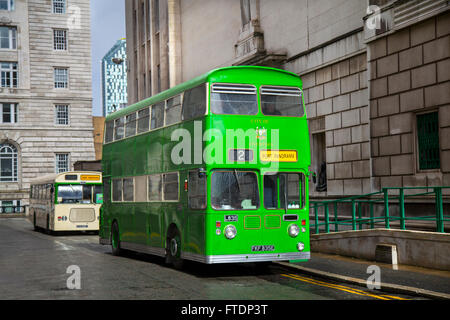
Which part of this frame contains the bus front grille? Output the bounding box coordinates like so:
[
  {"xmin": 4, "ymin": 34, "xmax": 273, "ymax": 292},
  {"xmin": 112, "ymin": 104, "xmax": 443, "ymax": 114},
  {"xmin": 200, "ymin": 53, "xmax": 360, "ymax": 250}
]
[
  {"xmin": 244, "ymin": 216, "xmax": 261, "ymax": 229},
  {"xmin": 265, "ymin": 215, "xmax": 281, "ymax": 229},
  {"xmin": 69, "ymin": 208, "xmax": 95, "ymax": 222}
]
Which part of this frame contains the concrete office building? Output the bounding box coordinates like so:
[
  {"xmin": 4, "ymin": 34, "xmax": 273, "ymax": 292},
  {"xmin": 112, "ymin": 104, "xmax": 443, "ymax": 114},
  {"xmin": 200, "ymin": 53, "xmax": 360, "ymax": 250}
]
[
  {"xmin": 124, "ymin": 0, "xmax": 449, "ymax": 199},
  {"xmin": 102, "ymin": 38, "xmax": 128, "ymax": 116},
  {"xmin": 0, "ymin": 0, "xmax": 95, "ymax": 212}
]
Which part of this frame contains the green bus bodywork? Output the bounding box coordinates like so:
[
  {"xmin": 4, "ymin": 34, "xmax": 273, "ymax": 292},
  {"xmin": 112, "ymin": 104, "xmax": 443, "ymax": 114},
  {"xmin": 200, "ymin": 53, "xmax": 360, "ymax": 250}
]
[{"xmin": 100, "ymin": 66, "xmax": 311, "ymax": 264}]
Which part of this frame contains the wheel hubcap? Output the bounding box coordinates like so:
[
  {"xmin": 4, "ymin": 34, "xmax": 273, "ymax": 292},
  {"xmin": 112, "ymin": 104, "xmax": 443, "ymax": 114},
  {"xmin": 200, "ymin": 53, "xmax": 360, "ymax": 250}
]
[{"xmin": 170, "ymin": 238, "xmax": 178, "ymax": 256}]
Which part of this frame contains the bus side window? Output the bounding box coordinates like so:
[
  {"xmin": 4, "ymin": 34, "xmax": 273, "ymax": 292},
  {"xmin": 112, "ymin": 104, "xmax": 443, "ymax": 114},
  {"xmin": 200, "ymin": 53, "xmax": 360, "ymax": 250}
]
[
  {"xmin": 137, "ymin": 107, "xmax": 150, "ymax": 133},
  {"xmin": 105, "ymin": 120, "xmax": 114, "ymax": 143},
  {"xmin": 182, "ymin": 84, "xmax": 206, "ymax": 121},
  {"xmin": 112, "ymin": 179, "xmax": 123, "ymax": 202},
  {"xmin": 165, "ymin": 95, "xmax": 182, "ymax": 126},
  {"xmin": 125, "ymin": 112, "xmax": 137, "ymax": 138},
  {"xmin": 114, "ymin": 117, "xmax": 125, "ymax": 140},
  {"xmin": 163, "ymin": 173, "xmax": 179, "ymax": 201},
  {"xmin": 148, "ymin": 174, "xmax": 162, "ymax": 201},
  {"xmin": 151, "ymin": 102, "xmax": 165, "ymax": 129},
  {"xmin": 188, "ymin": 170, "xmax": 206, "ymax": 209}
]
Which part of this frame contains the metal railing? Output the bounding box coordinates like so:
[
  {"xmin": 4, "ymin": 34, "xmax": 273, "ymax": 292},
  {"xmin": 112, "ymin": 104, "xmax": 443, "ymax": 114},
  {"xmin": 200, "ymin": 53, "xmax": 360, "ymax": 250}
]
[{"xmin": 310, "ymin": 187, "xmax": 450, "ymax": 234}]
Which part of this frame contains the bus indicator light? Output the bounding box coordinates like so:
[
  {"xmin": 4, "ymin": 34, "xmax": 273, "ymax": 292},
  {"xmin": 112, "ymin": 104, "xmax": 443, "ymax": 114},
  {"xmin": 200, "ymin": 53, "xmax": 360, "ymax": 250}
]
[
  {"xmin": 301, "ymin": 220, "xmax": 306, "ymax": 226},
  {"xmin": 216, "ymin": 221, "xmax": 221, "ymax": 228}
]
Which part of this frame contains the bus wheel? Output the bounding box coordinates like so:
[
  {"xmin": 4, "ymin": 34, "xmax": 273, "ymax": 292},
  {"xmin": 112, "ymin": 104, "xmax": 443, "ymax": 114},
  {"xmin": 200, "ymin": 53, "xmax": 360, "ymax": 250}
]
[
  {"xmin": 111, "ymin": 222, "xmax": 122, "ymax": 256},
  {"xmin": 166, "ymin": 227, "xmax": 184, "ymax": 269}
]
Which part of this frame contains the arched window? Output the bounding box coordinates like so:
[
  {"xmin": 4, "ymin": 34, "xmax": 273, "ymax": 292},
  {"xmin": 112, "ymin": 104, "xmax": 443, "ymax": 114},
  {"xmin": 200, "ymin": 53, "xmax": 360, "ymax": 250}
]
[{"xmin": 0, "ymin": 143, "xmax": 18, "ymax": 182}]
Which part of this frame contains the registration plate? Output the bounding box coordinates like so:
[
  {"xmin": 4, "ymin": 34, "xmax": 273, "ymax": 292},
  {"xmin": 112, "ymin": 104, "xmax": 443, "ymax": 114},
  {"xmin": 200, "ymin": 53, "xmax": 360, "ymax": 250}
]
[
  {"xmin": 225, "ymin": 215, "xmax": 238, "ymax": 222},
  {"xmin": 251, "ymin": 245, "xmax": 275, "ymax": 252}
]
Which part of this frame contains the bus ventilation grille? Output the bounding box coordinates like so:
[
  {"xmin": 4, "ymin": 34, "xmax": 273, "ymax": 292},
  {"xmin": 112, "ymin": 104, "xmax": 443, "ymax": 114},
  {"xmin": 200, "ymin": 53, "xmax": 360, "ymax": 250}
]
[
  {"xmin": 69, "ymin": 208, "xmax": 95, "ymax": 222},
  {"xmin": 211, "ymin": 83, "xmax": 256, "ymax": 95},
  {"xmin": 244, "ymin": 216, "xmax": 261, "ymax": 230},
  {"xmin": 265, "ymin": 215, "xmax": 281, "ymax": 229},
  {"xmin": 260, "ymin": 86, "xmax": 302, "ymax": 97}
]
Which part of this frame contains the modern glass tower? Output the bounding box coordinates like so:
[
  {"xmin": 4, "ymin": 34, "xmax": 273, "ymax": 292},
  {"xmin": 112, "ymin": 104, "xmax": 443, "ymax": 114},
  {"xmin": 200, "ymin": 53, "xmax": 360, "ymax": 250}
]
[{"xmin": 102, "ymin": 39, "xmax": 127, "ymax": 116}]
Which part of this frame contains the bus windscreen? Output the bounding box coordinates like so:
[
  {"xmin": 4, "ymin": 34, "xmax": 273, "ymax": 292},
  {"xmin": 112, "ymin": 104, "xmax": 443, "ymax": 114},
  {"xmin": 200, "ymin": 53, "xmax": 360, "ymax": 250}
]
[
  {"xmin": 57, "ymin": 184, "xmax": 102, "ymax": 204},
  {"xmin": 211, "ymin": 170, "xmax": 259, "ymax": 210}
]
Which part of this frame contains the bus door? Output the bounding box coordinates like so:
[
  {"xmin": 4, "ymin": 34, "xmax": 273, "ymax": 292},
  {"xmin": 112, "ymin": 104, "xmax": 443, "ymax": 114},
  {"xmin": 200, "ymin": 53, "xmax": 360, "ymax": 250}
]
[
  {"xmin": 262, "ymin": 172, "xmax": 303, "ymax": 244},
  {"xmin": 185, "ymin": 169, "xmax": 207, "ymax": 256}
]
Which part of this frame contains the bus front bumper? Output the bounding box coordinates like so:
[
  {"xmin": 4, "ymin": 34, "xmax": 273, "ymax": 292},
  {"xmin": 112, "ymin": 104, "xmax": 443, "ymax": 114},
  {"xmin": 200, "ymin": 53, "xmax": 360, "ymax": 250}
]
[{"xmin": 182, "ymin": 251, "xmax": 310, "ymax": 264}]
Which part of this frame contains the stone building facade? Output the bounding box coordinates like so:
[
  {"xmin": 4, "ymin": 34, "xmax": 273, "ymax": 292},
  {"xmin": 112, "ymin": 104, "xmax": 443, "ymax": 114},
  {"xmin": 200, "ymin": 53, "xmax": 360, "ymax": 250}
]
[
  {"xmin": 0, "ymin": 0, "xmax": 95, "ymax": 212},
  {"xmin": 124, "ymin": 0, "xmax": 449, "ymax": 199}
]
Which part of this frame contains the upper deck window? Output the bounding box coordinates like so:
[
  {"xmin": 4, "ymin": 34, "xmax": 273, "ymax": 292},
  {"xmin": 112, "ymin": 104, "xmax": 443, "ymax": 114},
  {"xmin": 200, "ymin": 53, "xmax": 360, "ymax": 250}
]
[
  {"xmin": 182, "ymin": 84, "xmax": 206, "ymax": 121},
  {"xmin": 210, "ymin": 83, "xmax": 257, "ymax": 115},
  {"xmin": 260, "ymin": 86, "xmax": 304, "ymax": 117}
]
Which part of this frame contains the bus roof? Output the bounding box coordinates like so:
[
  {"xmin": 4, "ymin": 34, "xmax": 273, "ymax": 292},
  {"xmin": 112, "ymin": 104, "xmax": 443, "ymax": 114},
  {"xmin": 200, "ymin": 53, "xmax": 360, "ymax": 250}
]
[
  {"xmin": 30, "ymin": 171, "xmax": 102, "ymax": 185},
  {"xmin": 106, "ymin": 66, "xmax": 302, "ymax": 122}
]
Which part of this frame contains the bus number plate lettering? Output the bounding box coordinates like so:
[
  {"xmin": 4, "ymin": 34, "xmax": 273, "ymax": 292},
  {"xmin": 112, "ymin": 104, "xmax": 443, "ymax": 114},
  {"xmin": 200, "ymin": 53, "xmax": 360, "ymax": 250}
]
[
  {"xmin": 228, "ymin": 149, "xmax": 253, "ymax": 162},
  {"xmin": 225, "ymin": 215, "xmax": 238, "ymax": 222},
  {"xmin": 251, "ymin": 245, "xmax": 275, "ymax": 252}
]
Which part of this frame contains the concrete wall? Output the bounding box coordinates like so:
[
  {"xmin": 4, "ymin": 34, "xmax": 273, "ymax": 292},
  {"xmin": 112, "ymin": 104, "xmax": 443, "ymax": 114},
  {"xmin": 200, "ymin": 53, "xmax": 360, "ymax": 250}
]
[{"xmin": 311, "ymin": 229, "xmax": 450, "ymax": 270}]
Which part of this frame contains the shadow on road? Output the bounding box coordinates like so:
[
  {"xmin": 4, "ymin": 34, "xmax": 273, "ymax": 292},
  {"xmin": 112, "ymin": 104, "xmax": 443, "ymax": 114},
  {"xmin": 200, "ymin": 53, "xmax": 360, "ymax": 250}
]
[{"xmin": 109, "ymin": 249, "xmax": 285, "ymax": 278}]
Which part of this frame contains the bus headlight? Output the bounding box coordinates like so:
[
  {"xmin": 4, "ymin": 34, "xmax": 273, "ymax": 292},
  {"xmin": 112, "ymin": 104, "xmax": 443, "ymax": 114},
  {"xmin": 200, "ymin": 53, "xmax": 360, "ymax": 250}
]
[
  {"xmin": 297, "ymin": 242, "xmax": 305, "ymax": 251},
  {"xmin": 288, "ymin": 224, "xmax": 300, "ymax": 238},
  {"xmin": 224, "ymin": 225, "xmax": 237, "ymax": 239}
]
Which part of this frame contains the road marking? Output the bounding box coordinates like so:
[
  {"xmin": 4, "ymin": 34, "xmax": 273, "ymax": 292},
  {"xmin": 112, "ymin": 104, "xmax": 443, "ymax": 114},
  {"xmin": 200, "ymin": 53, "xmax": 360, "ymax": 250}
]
[
  {"xmin": 54, "ymin": 240, "xmax": 75, "ymax": 251},
  {"xmin": 281, "ymin": 273, "xmax": 408, "ymax": 300}
]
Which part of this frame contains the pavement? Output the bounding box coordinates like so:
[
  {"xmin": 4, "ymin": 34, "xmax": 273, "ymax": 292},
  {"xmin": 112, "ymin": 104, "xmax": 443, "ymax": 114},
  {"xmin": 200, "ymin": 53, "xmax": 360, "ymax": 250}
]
[{"xmin": 276, "ymin": 252, "xmax": 450, "ymax": 300}]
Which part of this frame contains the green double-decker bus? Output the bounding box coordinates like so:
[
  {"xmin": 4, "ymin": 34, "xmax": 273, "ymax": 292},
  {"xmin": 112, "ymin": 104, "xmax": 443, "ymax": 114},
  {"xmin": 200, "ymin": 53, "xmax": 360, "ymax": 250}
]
[{"xmin": 100, "ymin": 66, "xmax": 311, "ymax": 267}]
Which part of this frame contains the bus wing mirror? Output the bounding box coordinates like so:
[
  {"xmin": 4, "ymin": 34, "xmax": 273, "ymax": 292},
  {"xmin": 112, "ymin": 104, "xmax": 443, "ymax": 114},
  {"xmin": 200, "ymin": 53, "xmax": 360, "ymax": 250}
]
[
  {"xmin": 198, "ymin": 168, "xmax": 206, "ymax": 178},
  {"xmin": 308, "ymin": 171, "xmax": 317, "ymax": 184}
]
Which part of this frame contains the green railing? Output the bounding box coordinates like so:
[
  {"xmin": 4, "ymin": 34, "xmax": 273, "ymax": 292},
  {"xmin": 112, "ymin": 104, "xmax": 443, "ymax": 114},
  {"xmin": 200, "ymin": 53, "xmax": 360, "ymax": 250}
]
[{"xmin": 310, "ymin": 187, "xmax": 450, "ymax": 234}]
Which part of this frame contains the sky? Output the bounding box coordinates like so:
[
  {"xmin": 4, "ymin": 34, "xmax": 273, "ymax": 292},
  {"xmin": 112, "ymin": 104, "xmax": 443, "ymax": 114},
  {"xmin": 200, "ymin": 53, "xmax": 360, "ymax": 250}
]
[{"xmin": 91, "ymin": 0, "xmax": 126, "ymax": 116}]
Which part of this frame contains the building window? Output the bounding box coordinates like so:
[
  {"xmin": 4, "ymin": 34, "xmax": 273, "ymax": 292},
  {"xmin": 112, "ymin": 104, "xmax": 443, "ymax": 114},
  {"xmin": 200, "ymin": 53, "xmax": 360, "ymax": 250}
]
[
  {"xmin": 1, "ymin": 62, "xmax": 18, "ymax": 88},
  {"xmin": 417, "ymin": 112, "xmax": 440, "ymax": 170},
  {"xmin": 0, "ymin": 143, "xmax": 18, "ymax": 182},
  {"xmin": 0, "ymin": 26, "xmax": 16, "ymax": 49},
  {"xmin": 55, "ymin": 153, "xmax": 69, "ymax": 173},
  {"xmin": 53, "ymin": 29, "xmax": 67, "ymax": 50},
  {"xmin": 52, "ymin": 0, "xmax": 66, "ymax": 14},
  {"xmin": 54, "ymin": 68, "xmax": 68, "ymax": 88},
  {"xmin": 0, "ymin": 200, "xmax": 22, "ymax": 213},
  {"xmin": 0, "ymin": 0, "xmax": 14, "ymax": 11},
  {"xmin": 0, "ymin": 103, "xmax": 18, "ymax": 123},
  {"xmin": 154, "ymin": 0, "xmax": 160, "ymax": 33},
  {"xmin": 240, "ymin": 0, "xmax": 251, "ymax": 26},
  {"xmin": 55, "ymin": 104, "xmax": 69, "ymax": 125}
]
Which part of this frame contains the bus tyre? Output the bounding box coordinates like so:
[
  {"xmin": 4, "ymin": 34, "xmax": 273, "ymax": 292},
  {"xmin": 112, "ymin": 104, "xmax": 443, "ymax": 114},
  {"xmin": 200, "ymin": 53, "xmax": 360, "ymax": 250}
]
[
  {"xmin": 111, "ymin": 222, "xmax": 122, "ymax": 256},
  {"xmin": 166, "ymin": 228, "xmax": 184, "ymax": 269}
]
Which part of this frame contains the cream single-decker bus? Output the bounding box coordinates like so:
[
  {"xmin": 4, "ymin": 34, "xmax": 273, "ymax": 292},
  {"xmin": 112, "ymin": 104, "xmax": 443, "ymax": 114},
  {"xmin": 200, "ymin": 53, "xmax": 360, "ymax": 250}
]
[{"xmin": 29, "ymin": 172, "xmax": 102, "ymax": 233}]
